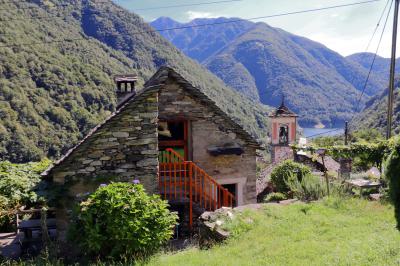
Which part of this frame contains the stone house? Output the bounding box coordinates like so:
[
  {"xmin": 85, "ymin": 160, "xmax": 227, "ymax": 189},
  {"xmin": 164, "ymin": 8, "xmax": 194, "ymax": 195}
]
[{"xmin": 43, "ymin": 67, "xmax": 261, "ymax": 233}]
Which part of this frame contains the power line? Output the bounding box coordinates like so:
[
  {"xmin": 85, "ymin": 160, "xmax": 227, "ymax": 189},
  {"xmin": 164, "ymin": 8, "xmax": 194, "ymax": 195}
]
[
  {"xmin": 365, "ymin": 0, "xmax": 391, "ymax": 52},
  {"xmin": 152, "ymin": 0, "xmax": 381, "ymax": 33},
  {"xmin": 0, "ymin": 0, "xmax": 381, "ymax": 47},
  {"xmin": 305, "ymin": 0, "xmax": 392, "ymax": 138},
  {"xmin": 133, "ymin": 0, "xmax": 242, "ymax": 11},
  {"xmin": 352, "ymin": 0, "xmax": 392, "ymax": 117},
  {"xmin": 306, "ymin": 128, "xmax": 344, "ymax": 138}
]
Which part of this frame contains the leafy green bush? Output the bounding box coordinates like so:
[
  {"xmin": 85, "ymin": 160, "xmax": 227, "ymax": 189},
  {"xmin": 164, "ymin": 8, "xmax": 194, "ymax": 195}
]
[
  {"xmin": 0, "ymin": 159, "xmax": 51, "ymax": 230},
  {"xmin": 385, "ymin": 144, "xmax": 400, "ymax": 230},
  {"xmin": 287, "ymin": 173, "xmax": 327, "ymax": 201},
  {"xmin": 264, "ymin": 192, "xmax": 287, "ymax": 203},
  {"xmin": 270, "ymin": 160, "xmax": 312, "ymax": 193},
  {"xmin": 69, "ymin": 182, "xmax": 178, "ymax": 260}
]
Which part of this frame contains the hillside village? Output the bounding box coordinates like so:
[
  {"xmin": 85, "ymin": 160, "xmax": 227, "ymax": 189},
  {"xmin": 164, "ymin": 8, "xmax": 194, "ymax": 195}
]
[{"xmin": 1, "ymin": 0, "xmax": 400, "ymax": 265}]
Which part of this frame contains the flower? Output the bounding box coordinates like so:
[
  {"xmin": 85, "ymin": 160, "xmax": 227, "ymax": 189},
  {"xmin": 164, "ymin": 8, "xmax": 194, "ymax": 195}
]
[
  {"xmin": 99, "ymin": 183, "xmax": 107, "ymax": 188},
  {"xmin": 133, "ymin": 179, "xmax": 140, "ymax": 184}
]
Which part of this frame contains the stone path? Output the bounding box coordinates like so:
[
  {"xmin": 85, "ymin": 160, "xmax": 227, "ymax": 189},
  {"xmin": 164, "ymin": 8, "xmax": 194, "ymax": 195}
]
[{"xmin": 0, "ymin": 232, "xmax": 21, "ymax": 259}]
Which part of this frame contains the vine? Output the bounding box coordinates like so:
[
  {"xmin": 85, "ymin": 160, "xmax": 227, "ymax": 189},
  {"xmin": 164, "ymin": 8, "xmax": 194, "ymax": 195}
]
[{"xmin": 291, "ymin": 139, "xmax": 398, "ymax": 169}]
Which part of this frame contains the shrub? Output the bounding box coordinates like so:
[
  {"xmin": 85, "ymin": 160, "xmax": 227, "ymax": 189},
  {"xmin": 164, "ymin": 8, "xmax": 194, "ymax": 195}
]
[
  {"xmin": 264, "ymin": 192, "xmax": 287, "ymax": 203},
  {"xmin": 0, "ymin": 159, "xmax": 51, "ymax": 231},
  {"xmin": 385, "ymin": 144, "xmax": 400, "ymax": 230},
  {"xmin": 287, "ymin": 173, "xmax": 327, "ymax": 201},
  {"xmin": 270, "ymin": 160, "xmax": 312, "ymax": 193},
  {"xmin": 69, "ymin": 182, "xmax": 178, "ymax": 260}
]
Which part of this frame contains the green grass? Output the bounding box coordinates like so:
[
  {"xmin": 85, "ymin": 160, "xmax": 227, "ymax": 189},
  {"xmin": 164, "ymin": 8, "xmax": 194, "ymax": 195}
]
[{"xmin": 146, "ymin": 198, "xmax": 400, "ymax": 266}]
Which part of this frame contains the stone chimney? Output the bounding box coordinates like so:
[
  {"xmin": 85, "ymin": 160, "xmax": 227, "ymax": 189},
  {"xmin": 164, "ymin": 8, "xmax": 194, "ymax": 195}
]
[{"xmin": 114, "ymin": 74, "xmax": 138, "ymax": 107}]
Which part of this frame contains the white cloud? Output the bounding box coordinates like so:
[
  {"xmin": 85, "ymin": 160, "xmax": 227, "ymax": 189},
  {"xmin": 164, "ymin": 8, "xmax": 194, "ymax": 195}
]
[{"xmin": 186, "ymin": 11, "xmax": 217, "ymax": 20}]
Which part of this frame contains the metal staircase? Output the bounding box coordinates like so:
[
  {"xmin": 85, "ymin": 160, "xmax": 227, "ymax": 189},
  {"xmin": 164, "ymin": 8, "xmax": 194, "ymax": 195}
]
[{"xmin": 159, "ymin": 148, "xmax": 235, "ymax": 228}]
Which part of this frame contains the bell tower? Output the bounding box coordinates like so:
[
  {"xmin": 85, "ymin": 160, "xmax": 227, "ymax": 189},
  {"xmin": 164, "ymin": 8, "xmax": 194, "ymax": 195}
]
[{"xmin": 269, "ymin": 97, "xmax": 298, "ymax": 164}]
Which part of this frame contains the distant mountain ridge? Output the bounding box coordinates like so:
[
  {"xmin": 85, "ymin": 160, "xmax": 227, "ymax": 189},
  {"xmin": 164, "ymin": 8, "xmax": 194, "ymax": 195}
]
[{"xmin": 151, "ymin": 17, "xmax": 386, "ymax": 127}]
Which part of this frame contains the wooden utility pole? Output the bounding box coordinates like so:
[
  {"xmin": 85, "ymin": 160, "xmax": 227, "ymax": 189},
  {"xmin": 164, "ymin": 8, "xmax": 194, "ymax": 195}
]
[
  {"xmin": 344, "ymin": 121, "xmax": 349, "ymax": 145},
  {"xmin": 387, "ymin": 0, "xmax": 400, "ymax": 140}
]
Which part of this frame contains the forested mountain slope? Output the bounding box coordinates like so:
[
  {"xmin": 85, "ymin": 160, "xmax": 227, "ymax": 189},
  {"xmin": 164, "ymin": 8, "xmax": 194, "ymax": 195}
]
[
  {"xmin": 0, "ymin": 0, "xmax": 270, "ymax": 163},
  {"xmin": 152, "ymin": 17, "xmax": 385, "ymax": 127},
  {"xmin": 353, "ymin": 79, "xmax": 400, "ymax": 135},
  {"xmin": 347, "ymin": 52, "xmax": 400, "ymax": 85}
]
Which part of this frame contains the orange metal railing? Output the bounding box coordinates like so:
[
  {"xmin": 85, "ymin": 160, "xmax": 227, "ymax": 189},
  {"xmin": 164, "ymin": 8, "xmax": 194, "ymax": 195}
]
[{"xmin": 158, "ymin": 148, "xmax": 235, "ymax": 228}]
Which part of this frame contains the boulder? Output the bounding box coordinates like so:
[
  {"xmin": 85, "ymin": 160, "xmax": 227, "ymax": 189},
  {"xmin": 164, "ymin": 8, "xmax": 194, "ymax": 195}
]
[{"xmin": 198, "ymin": 207, "xmax": 233, "ymax": 248}]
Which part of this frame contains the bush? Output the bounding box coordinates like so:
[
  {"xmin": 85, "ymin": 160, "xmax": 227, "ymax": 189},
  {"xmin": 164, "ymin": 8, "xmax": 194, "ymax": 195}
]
[
  {"xmin": 69, "ymin": 182, "xmax": 178, "ymax": 260},
  {"xmin": 0, "ymin": 159, "xmax": 51, "ymax": 231},
  {"xmin": 270, "ymin": 160, "xmax": 312, "ymax": 193},
  {"xmin": 264, "ymin": 192, "xmax": 287, "ymax": 203},
  {"xmin": 385, "ymin": 144, "xmax": 400, "ymax": 230},
  {"xmin": 287, "ymin": 173, "xmax": 327, "ymax": 201}
]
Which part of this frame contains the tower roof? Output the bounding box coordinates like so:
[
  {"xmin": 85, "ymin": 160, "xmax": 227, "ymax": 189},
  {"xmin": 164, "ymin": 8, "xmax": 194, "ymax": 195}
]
[{"xmin": 269, "ymin": 97, "xmax": 298, "ymax": 117}]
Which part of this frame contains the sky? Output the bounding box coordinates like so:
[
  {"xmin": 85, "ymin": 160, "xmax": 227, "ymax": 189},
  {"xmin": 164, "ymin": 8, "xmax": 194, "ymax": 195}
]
[{"xmin": 113, "ymin": 0, "xmax": 395, "ymax": 58}]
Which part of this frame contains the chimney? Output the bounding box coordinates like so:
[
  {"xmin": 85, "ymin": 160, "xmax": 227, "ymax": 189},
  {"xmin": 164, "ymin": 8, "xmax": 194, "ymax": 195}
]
[{"xmin": 114, "ymin": 74, "xmax": 138, "ymax": 107}]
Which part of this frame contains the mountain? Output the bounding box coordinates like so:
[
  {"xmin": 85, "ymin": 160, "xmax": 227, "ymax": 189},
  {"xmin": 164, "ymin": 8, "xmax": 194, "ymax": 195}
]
[
  {"xmin": 347, "ymin": 52, "xmax": 400, "ymax": 85},
  {"xmin": 0, "ymin": 0, "xmax": 270, "ymax": 163},
  {"xmin": 151, "ymin": 17, "xmax": 386, "ymax": 127},
  {"xmin": 353, "ymin": 80, "xmax": 400, "ymax": 135}
]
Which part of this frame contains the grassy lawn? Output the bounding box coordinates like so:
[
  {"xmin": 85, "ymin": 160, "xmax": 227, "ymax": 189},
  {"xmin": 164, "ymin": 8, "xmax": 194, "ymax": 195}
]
[{"xmin": 146, "ymin": 198, "xmax": 400, "ymax": 266}]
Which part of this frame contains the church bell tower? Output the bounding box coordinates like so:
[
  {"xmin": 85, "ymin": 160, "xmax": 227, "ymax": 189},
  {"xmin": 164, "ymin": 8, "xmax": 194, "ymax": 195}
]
[{"xmin": 269, "ymin": 97, "xmax": 298, "ymax": 164}]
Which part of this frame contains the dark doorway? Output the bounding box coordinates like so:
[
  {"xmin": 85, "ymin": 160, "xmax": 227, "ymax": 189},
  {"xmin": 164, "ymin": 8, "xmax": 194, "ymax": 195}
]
[
  {"xmin": 158, "ymin": 120, "xmax": 188, "ymax": 160},
  {"xmin": 222, "ymin": 183, "xmax": 237, "ymax": 207}
]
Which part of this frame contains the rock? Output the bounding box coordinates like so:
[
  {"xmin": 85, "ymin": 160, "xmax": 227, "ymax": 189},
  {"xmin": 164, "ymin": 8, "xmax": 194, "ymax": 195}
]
[
  {"xmin": 82, "ymin": 160, "xmax": 93, "ymax": 165},
  {"xmin": 85, "ymin": 167, "xmax": 96, "ymax": 172},
  {"xmin": 137, "ymin": 158, "xmax": 157, "ymax": 167},
  {"xmin": 198, "ymin": 207, "xmax": 233, "ymax": 248},
  {"xmin": 112, "ymin": 132, "xmax": 129, "ymax": 138},
  {"xmin": 90, "ymin": 161, "xmax": 102, "ymax": 166},
  {"xmin": 369, "ymin": 193, "xmax": 382, "ymax": 201}
]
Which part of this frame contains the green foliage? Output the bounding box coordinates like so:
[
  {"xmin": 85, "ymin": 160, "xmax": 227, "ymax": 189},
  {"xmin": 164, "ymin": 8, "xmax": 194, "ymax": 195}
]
[
  {"xmin": 146, "ymin": 199, "xmax": 400, "ymax": 266},
  {"xmin": 0, "ymin": 0, "xmax": 270, "ymax": 163},
  {"xmin": 293, "ymin": 138, "xmax": 394, "ymax": 171},
  {"xmin": 221, "ymin": 210, "xmax": 259, "ymax": 238},
  {"xmin": 263, "ymin": 192, "xmax": 287, "ymax": 203},
  {"xmin": 270, "ymin": 160, "xmax": 312, "ymax": 193},
  {"xmin": 385, "ymin": 143, "xmax": 400, "ymax": 230},
  {"xmin": 286, "ymin": 173, "xmax": 327, "ymax": 201},
  {"xmin": 69, "ymin": 182, "xmax": 178, "ymax": 260},
  {"xmin": 0, "ymin": 159, "xmax": 51, "ymax": 230},
  {"xmin": 311, "ymin": 129, "xmax": 384, "ymax": 147}
]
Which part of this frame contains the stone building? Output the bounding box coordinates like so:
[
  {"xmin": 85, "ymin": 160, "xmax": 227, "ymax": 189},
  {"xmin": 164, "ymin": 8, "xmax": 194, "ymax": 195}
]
[
  {"xmin": 269, "ymin": 98, "xmax": 298, "ymax": 163},
  {"xmin": 43, "ymin": 67, "xmax": 261, "ymax": 233}
]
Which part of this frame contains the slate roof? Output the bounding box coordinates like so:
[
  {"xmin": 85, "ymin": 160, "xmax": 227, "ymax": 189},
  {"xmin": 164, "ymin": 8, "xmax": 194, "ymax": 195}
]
[
  {"xmin": 269, "ymin": 97, "xmax": 297, "ymax": 117},
  {"xmin": 43, "ymin": 67, "xmax": 262, "ymax": 176}
]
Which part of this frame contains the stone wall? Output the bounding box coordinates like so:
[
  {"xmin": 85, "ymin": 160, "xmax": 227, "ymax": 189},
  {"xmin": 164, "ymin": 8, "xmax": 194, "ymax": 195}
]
[
  {"xmin": 271, "ymin": 145, "xmax": 294, "ymax": 164},
  {"xmin": 48, "ymin": 87, "xmax": 159, "ymax": 204},
  {"xmin": 159, "ymin": 78, "xmax": 258, "ymax": 205}
]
